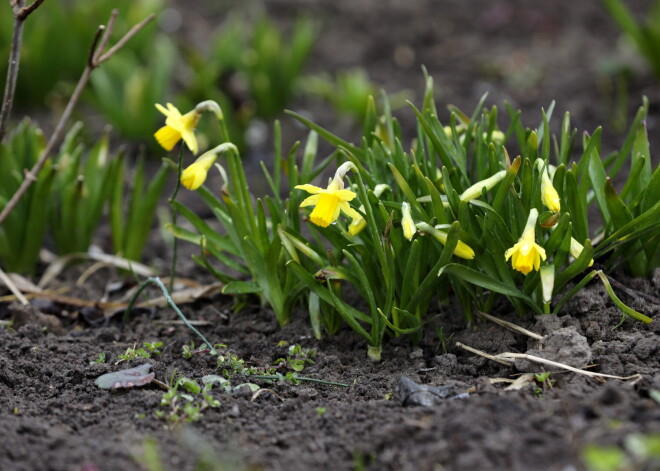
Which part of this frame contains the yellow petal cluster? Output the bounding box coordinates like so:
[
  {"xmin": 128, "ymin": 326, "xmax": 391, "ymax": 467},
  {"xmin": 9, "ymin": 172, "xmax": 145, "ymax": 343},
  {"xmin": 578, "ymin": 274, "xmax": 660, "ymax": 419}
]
[
  {"xmin": 505, "ymin": 208, "xmax": 547, "ymax": 274},
  {"xmin": 154, "ymin": 103, "xmax": 201, "ymax": 154},
  {"xmin": 295, "ymin": 163, "xmax": 361, "ymax": 228}
]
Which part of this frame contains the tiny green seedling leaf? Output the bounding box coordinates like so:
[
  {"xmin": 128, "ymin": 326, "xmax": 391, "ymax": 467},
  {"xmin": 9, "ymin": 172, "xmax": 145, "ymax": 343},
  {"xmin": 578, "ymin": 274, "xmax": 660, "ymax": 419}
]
[{"xmin": 94, "ymin": 363, "xmax": 154, "ymax": 389}]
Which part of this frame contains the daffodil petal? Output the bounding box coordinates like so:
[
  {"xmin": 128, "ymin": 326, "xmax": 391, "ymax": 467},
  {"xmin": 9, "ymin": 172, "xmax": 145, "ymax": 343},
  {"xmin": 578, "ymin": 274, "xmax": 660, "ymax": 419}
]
[
  {"xmin": 339, "ymin": 202, "xmax": 361, "ymax": 221},
  {"xmin": 155, "ymin": 103, "xmax": 169, "ymax": 116},
  {"xmin": 295, "ymin": 184, "xmax": 324, "ymax": 194},
  {"xmin": 180, "ymin": 128, "xmax": 199, "ymax": 155},
  {"xmin": 300, "ymin": 194, "xmax": 321, "ymax": 207},
  {"xmin": 333, "ymin": 189, "xmax": 357, "ymax": 201},
  {"xmin": 166, "ymin": 103, "xmax": 181, "ymax": 117}
]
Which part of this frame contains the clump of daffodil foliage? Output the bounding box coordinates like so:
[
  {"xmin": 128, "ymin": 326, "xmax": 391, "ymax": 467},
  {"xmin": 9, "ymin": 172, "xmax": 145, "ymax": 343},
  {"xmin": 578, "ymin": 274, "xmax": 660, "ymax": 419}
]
[
  {"xmin": 0, "ymin": 120, "xmax": 171, "ymax": 274},
  {"xmin": 167, "ymin": 71, "xmax": 657, "ymax": 361}
]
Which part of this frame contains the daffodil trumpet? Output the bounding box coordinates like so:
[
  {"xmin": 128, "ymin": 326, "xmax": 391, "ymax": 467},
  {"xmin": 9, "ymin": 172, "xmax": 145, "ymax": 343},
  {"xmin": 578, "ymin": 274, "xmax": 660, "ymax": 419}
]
[
  {"xmin": 181, "ymin": 143, "xmax": 238, "ymax": 191},
  {"xmin": 505, "ymin": 208, "xmax": 547, "ymax": 274},
  {"xmin": 296, "ymin": 162, "xmax": 361, "ymax": 228}
]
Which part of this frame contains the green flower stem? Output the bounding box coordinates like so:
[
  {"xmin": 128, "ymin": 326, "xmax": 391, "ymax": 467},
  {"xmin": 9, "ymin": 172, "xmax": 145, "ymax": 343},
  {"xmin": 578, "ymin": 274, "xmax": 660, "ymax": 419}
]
[{"xmin": 168, "ymin": 144, "xmax": 185, "ymax": 292}]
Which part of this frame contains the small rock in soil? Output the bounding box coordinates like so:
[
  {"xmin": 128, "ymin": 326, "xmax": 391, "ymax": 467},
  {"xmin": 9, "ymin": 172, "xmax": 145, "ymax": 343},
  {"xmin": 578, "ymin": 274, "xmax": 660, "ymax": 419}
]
[
  {"xmin": 394, "ymin": 376, "xmax": 466, "ymax": 407},
  {"xmin": 532, "ymin": 314, "xmax": 563, "ymax": 335},
  {"xmin": 433, "ymin": 354, "xmax": 458, "ymax": 371},
  {"xmin": 515, "ymin": 326, "xmax": 592, "ymax": 372},
  {"xmin": 10, "ymin": 302, "xmax": 63, "ymax": 334},
  {"xmin": 409, "ymin": 348, "xmax": 424, "ymax": 360}
]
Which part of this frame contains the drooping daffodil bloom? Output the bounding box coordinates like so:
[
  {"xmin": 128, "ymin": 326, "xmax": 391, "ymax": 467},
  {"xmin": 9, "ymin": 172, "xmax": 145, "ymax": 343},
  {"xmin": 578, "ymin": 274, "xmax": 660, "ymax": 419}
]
[
  {"xmin": 296, "ymin": 162, "xmax": 361, "ymax": 228},
  {"xmin": 505, "ymin": 208, "xmax": 547, "ymax": 274},
  {"xmin": 460, "ymin": 169, "xmax": 507, "ymax": 202},
  {"xmin": 154, "ymin": 100, "xmax": 224, "ymax": 155},
  {"xmin": 154, "ymin": 103, "xmax": 202, "ymax": 154},
  {"xmin": 416, "ymin": 222, "xmax": 475, "ymax": 260},
  {"xmin": 180, "ymin": 143, "xmax": 238, "ymax": 190},
  {"xmin": 536, "ymin": 159, "xmax": 560, "ymax": 212},
  {"xmin": 401, "ymin": 202, "xmax": 416, "ymax": 241},
  {"xmin": 348, "ymin": 184, "xmax": 390, "ymax": 236}
]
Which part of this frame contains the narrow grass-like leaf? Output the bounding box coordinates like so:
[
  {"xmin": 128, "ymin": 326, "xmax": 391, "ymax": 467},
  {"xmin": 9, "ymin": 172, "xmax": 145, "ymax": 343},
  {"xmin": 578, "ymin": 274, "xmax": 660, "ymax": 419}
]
[{"xmin": 437, "ymin": 263, "xmax": 541, "ymax": 313}]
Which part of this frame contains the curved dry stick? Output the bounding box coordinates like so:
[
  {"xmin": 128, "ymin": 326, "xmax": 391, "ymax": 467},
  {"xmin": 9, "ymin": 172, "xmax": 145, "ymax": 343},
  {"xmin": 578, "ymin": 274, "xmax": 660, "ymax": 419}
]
[{"xmin": 0, "ymin": 10, "xmax": 155, "ymax": 227}]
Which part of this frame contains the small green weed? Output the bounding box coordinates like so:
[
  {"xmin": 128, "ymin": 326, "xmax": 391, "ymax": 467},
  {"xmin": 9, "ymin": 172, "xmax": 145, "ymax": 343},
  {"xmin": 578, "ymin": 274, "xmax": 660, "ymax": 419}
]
[
  {"xmin": 90, "ymin": 352, "xmax": 106, "ymax": 365},
  {"xmin": 115, "ymin": 341, "xmax": 163, "ymax": 364}
]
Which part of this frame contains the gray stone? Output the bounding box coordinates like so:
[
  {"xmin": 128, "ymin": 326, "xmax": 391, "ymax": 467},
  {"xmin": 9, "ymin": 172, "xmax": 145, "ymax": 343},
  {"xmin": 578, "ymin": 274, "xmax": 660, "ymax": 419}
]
[
  {"xmin": 394, "ymin": 376, "xmax": 466, "ymax": 407},
  {"xmin": 515, "ymin": 326, "xmax": 592, "ymax": 373},
  {"xmin": 433, "ymin": 353, "xmax": 458, "ymax": 370}
]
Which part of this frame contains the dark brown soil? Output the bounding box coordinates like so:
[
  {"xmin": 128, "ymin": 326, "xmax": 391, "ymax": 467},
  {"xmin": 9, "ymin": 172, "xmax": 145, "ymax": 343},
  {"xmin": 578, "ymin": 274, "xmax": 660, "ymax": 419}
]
[
  {"xmin": 1, "ymin": 270, "xmax": 659, "ymax": 471},
  {"xmin": 1, "ymin": 1, "xmax": 660, "ymax": 471}
]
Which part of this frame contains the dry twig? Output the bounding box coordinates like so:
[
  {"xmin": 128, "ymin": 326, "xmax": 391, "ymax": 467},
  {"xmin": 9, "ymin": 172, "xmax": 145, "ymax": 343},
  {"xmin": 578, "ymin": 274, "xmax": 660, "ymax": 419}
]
[
  {"xmin": 475, "ymin": 310, "xmax": 544, "ymax": 341},
  {"xmin": 0, "ymin": 265, "xmax": 28, "ymax": 305},
  {"xmin": 456, "ymin": 341, "xmax": 643, "ymax": 382},
  {"xmin": 0, "ymin": 10, "xmax": 155, "ymax": 227}
]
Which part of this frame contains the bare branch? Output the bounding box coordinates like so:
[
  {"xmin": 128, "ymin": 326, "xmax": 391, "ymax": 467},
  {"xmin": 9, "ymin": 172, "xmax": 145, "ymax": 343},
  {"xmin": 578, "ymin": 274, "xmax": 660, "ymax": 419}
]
[
  {"xmin": 92, "ymin": 9, "xmax": 118, "ymax": 65},
  {"xmin": 87, "ymin": 25, "xmax": 106, "ymax": 68},
  {"xmin": 96, "ymin": 13, "xmax": 156, "ymax": 65},
  {"xmin": 16, "ymin": 0, "xmax": 46, "ymax": 21},
  {"xmin": 0, "ymin": 10, "xmax": 155, "ymax": 227},
  {"xmin": 0, "ymin": 15, "xmax": 25, "ymax": 141}
]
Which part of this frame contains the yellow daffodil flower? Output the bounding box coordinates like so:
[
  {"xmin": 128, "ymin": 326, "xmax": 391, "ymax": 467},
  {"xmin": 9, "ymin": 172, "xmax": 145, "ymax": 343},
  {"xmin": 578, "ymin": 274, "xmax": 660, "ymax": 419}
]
[
  {"xmin": 154, "ymin": 103, "xmax": 201, "ymax": 154},
  {"xmin": 505, "ymin": 208, "xmax": 547, "ymax": 274},
  {"xmin": 416, "ymin": 222, "xmax": 475, "ymax": 260},
  {"xmin": 348, "ymin": 184, "xmax": 389, "ymax": 236},
  {"xmin": 401, "ymin": 202, "xmax": 416, "ymax": 241},
  {"xmin": 296, "ymin": 162, "xmax": 361, "ymax": 228},
  {"xmin": 460, "ymin": 169, "xmax": 507, "ymax": 202},
  {"xmin": 180, "ymin": 143, "xmax": 238, "ymax": 190},
  {"xmin": 536, "ymin": 159, "xmax": 560, "ymax": 212}
]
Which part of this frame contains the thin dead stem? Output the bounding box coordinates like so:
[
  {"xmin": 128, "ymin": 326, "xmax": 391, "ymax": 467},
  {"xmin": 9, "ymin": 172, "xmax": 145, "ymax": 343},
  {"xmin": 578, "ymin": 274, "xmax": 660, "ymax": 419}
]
[
  {"xmin": 0, "ymin": 265, "xmax": 28, "ymax": 305},
  {"xmin": 456, "ymin": 341, "xmax": 643, "ymax": 382},
  {"xmin": 0, "ymin": 10, "xmax": 155, "ymax": 227},
  {"xmin": 475, "ymin": 310, "xmax": 544, "ymax": 341}
]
